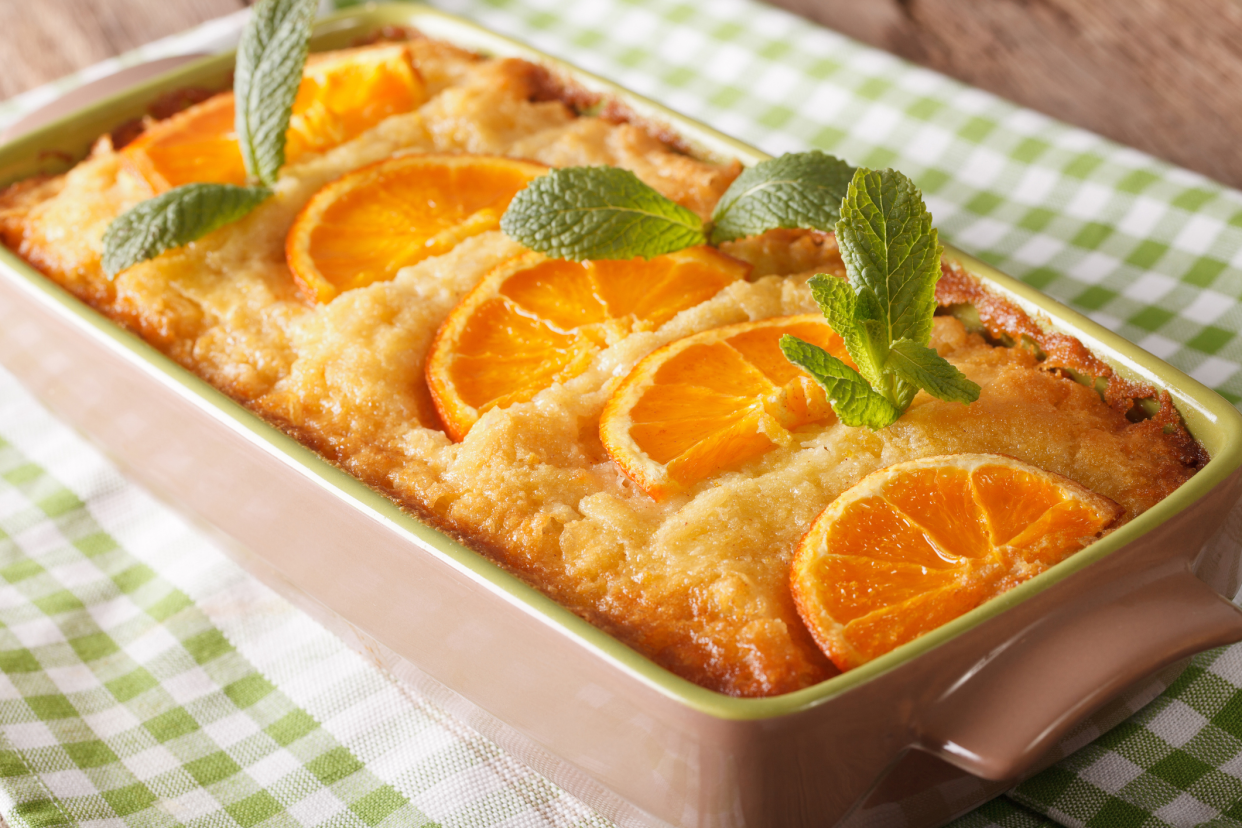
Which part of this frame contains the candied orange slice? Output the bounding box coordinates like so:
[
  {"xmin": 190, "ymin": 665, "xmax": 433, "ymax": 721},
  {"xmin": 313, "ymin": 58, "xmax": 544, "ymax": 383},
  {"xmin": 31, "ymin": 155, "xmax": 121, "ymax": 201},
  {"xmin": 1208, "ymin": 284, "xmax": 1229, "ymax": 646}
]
[
  {"xmin": 599, "ymin": 315, "xmax": 847, "ymax": 500},
  {"xmin": 122, "ymin": 93, "xmax": 247, "ymax": 190},
  {"xmin": 285, "ymin": 45, "xmax": 425, "ymax": 157},
  {"xmin": 791, "ymin": 454, "xmax": 1123, "ymax": 671},
  {"xmin": 122, "ymin": 44, "xmax": 426, "ymax": 192},
  {"xmin": 426, "ymin": 247, "xmax": 751, "ymax": 442},
  {"xmin": 286, "ymin": 154, "xmax": 547, "ymax": 304}
]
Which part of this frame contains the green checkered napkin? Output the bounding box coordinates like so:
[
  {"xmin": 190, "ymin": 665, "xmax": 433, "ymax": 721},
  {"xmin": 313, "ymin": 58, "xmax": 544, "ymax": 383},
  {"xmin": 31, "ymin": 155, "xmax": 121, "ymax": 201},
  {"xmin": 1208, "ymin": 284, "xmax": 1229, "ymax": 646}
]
[
  {"xmin": 0, "ymin": 439, "xmax": 426, "ymax": 827},
  {"xmin": 3, "ymin": 0, "xmax": 1242, "ymax": 825}
]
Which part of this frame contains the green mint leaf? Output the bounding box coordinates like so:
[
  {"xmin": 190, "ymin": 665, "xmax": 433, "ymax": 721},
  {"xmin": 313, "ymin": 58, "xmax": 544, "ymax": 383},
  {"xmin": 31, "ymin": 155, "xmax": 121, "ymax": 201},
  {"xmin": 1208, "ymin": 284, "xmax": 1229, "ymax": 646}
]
[
  {"xmin": 807, "ymin": 273, "xmax": 856, "ymax": 334},
  {"xmin": 500, "ymin": 167, "xmax": 706, "ymax": 260},
  {"xmin": 836, "ymin": 167, "xmax": 942, "ymax": 355},
  {"xmin": 708, "ymin": 151, "xmax": 855, "ymax": 244},
  {"xmin": 788, "ymin": 166, "xmax": 975, "ymax": 427},
  {"xmin": 887, "ymin": 339, "xmax": 981, "ymax": 405},
  {"xmin": 101, "ymin": 184, "xmax": 272, "ymax": 278},
  {"xmin": 235, "ymin": 0, "xmax": 317, "ymax": 186},
  {"xmin": 780, "ymin": 335, "xmax": 900, "ymax": 430},
  {"xmin": 806, "ymin": 273, "xmax": 886, "ymax": 389}
]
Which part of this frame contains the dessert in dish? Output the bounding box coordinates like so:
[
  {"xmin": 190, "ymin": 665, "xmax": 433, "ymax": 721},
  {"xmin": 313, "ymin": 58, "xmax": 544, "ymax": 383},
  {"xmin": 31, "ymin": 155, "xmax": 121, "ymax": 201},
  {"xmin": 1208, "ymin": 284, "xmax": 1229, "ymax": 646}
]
[{"xmin": 0, "ymin": 33, "xmax": 1206, "ymax": 698}]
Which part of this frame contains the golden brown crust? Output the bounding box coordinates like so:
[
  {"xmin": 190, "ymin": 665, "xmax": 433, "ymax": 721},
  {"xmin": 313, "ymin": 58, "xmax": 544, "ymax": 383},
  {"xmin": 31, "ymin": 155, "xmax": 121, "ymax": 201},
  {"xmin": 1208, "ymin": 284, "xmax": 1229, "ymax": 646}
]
[
  {"xmin": 936, "ymin": 260, "xmax": 1209, "ymax": 471},
  {"xmin": 719, "ymin": 229, "xmax": 846, "ymax": 280}
]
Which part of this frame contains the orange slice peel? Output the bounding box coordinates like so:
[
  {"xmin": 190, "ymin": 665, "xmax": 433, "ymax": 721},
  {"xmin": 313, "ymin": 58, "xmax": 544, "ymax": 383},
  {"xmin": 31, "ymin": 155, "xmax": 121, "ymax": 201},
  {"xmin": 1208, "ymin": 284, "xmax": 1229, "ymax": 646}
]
[
  {"xmin": 791, "ymin": 453, "xmax": 1124, "ymax": 672},
  {"xmin": 599, "ymin": 314, "xmax": 849, "ymax": 500},
  {"xmin": 426, "ymin": 246, "xmax": 751, "ymax": 442},
  {"xmin": 121, "ymin": 93, "xmax": 248, "ymax": 191},
  {"xmin": 122, "ymin": 44, "xmax": 426, "ymax": 193},
  {"xmin": 286, "ymin": 154, "xmax": 548, "ymax": 304}
]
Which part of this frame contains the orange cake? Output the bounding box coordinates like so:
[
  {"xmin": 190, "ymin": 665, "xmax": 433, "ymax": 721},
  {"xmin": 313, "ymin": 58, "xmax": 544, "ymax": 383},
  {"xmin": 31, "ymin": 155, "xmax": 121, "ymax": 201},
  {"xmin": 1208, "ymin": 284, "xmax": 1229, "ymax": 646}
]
[{"xmin": 0, "ymin": 36, "xmax": 1205, "ymax": 696}]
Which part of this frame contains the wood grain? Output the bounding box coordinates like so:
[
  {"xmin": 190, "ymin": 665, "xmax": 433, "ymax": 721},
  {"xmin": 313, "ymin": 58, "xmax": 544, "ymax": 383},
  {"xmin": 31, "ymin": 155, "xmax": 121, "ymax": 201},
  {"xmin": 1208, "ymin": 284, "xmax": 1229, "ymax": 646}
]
[
  {"xmin": 768, "ymin": 0, "xmax": 1242, "ymax": 189},
  {"xmin": 0, "ymin": 0, "xmax": 244, "ymax": 100}
]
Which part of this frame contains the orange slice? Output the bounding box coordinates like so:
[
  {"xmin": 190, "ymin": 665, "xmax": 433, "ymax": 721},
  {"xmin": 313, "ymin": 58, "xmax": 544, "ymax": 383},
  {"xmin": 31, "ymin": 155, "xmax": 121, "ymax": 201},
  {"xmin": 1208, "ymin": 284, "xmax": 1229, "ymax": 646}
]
[
  {"xmin": 426, "ymin": 247, "xmax": 751, "ymax": 442},
  {"xmin": 285, "ymin": 45, "xmax": 425, "ymax": 158},
  {"xmin": 122, "ymin": 44, "xmax": 426, "ymax": 192},
  {"xmin": 791, "ymin": 454, "xmax": 1123, "ymax": 671},
  {"xmin": 286, "ymin": 154, "xmax": 548, "ymax": 304},
  {"xmin": 599, "ymin": 315, "xmax": 848, "ymax": 500},
  {"xmin": 122, "ymin": 93, "xmax": 247, "ymax": 190}
]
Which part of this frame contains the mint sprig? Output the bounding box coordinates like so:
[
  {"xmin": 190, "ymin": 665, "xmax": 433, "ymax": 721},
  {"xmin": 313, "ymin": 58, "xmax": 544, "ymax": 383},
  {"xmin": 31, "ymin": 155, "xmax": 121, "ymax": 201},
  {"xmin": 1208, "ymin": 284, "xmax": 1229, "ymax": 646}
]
[
  {"xmin": 235, "ymin": 0, "xmax": 318, "ymax": 187},
  {"xmin": 101, "ymin": 185, "xmax": 273, "ymax": 277},
  {"xmin": 780, "ymin": 336, "xmax": 900, "ymax": 427},
  {"xmin": 101, "ymin": 0, "xmax": 316, "ymax": 278},
  {"xmin": 500, "ymin": 151, "xmax": 854, "ymax": 261},
  {"xmin": 708, "ymin": 150, "xmax": 855, "ymax": 244},
  {"xmin": 499, "ymin": 167, "xmax": 706, "ymax": 261},
  {"xmin": 780, "ymin": 167, "xmax": 981, "ymax": 430}
]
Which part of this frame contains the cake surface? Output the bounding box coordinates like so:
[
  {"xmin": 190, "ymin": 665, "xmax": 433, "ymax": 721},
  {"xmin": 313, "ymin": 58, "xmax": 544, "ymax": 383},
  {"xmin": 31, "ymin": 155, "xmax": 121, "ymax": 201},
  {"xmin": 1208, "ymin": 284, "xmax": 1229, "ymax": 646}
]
[{"xmin": 0, "ymin": 36, "xmax": 1204, "ymax": 696}]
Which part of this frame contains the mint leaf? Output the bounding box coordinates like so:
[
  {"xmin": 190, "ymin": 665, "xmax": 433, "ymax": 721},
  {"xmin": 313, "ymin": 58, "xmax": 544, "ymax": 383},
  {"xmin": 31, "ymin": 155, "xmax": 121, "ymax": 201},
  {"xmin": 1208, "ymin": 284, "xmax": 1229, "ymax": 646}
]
[
  {"xmin": 807, "ymin": 273, "xmax": 856, "ymax": 333},
  {"xmin": 101, "ymin": 184, "xmax": 272, "ymax": 278},
  {"xmin": 833, "ymin": 167, "xmax": 980, "ymax": 415},
  {"xmin": 100, "ymin": 0, "xmax": 315, "ymax": 276},
  {"xmin": 780, "ymin": 335, "xmax": 900, "ymax": 430},
  {"xmin": 500, "ymin": 167, "xmax": 707, "ymax": 260},
  {"xmin": 235, "ymin": 0, "xmax": 317, "ymax": 186},
  {"xmin": 837, "ymin": 167, "xmax": 942, "ymax": 352},
  {"xmin": 499, "ymin": 152, "xmax": 852, "ymax": 260},
  {"xmin": 786, "ymin": 167, "xmax": 979, "ymax": 427},
  {"xmin": 709, "ymin": 151, "xmax": 854, "ymax": 244},
  {"xmin": 887, "ymin": 339, "xmax": 981, "ymax": 404},
  {"xmin": 806, "ymin": 273, "xmax": 882, "ymax": 385}
]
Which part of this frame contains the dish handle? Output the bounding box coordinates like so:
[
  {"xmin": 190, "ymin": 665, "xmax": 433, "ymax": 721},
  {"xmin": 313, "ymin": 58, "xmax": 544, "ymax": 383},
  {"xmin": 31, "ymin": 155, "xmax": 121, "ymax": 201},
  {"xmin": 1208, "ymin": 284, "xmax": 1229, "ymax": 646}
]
[{"xmin": 915, "ymin": 565, "xmax": 1242, "ymax": 782}]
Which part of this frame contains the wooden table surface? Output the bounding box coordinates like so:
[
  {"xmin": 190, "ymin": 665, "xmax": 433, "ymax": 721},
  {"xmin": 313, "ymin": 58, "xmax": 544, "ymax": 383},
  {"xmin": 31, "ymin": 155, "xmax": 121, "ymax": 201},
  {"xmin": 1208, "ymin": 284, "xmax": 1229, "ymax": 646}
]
[{"xmin": 4, "ymin": 0, "xmax": 1242, "ymax": 189}]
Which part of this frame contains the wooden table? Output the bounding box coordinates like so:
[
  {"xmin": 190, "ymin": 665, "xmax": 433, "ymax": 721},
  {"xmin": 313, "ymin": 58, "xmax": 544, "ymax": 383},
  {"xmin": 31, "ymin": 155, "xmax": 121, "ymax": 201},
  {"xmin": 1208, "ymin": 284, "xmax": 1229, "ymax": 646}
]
[
  {"xmin": 767, "ymin": 0, "xmax": 1242, "ymax": 191},
  {"xmin": 4, "ymin": 0, "xmax": 1242, "ymax": 189},
  {"xmin": 0, "ymin": 0, "xmax": 244, "ymax": 98}
]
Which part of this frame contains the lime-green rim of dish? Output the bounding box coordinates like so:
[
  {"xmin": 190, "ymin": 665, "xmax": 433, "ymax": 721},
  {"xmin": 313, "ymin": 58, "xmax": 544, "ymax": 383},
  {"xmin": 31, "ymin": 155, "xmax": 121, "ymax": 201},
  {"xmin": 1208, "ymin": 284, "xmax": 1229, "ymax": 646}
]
[{"xmin": 0, "ymin": 2, "xmax": 1239, "ymax": 723}]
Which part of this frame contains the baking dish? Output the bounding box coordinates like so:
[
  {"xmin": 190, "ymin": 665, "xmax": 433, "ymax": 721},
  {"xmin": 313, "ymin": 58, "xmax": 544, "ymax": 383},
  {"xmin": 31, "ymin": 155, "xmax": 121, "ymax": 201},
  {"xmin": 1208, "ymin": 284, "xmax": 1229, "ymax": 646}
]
[{"xmin": 2, "ymin": 5, "xmax": 1242, "ymax": 826}]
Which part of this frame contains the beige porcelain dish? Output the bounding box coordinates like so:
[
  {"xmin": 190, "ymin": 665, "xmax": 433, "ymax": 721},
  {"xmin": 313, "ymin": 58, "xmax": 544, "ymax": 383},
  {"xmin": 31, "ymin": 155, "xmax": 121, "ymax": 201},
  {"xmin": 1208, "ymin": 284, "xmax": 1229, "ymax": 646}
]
[{"xmin": 2, "ymin": 6, "xmax": 1242, "ymax": 827}]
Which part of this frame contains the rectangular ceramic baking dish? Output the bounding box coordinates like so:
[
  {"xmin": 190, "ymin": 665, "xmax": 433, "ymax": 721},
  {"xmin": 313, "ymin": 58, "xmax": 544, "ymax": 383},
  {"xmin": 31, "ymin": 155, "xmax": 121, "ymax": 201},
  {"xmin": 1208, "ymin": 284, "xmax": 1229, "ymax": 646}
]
[{"xmin": 2, "ymin": 6, "xmax": 1242, "ymax": 827}]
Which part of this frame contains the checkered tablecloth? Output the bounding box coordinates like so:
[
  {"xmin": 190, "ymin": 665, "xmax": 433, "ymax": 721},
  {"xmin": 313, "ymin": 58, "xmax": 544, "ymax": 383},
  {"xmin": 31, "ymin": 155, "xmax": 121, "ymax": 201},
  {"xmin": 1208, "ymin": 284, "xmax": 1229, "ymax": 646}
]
[{"xmin": 2, "ymin": 1, "xmax": 1242, "ymax": 826}]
